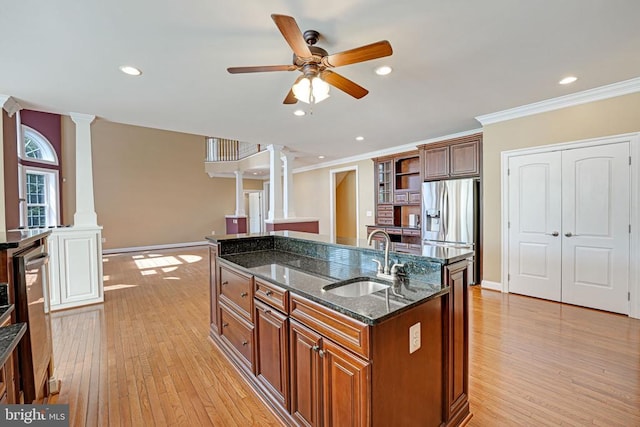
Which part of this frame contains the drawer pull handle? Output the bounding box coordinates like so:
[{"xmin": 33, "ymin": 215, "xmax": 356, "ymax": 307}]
[
  {"xmin": 312, "ymin": 345, "xmax": 325, "ymax": 358},
  {"xmin": 222, "ymin": 322, "xmax": 229, "ymax": 328},
  {"xmin": 264, "ymin": 308, "xmax": 271, "ymax": 314},
  {"xmin": 265, "ymin": 290, "xmax": 273, "ymax": 296},
  {"xmin": 222, "ymin": 281, "xmax": 229, "ymax": 286},
  {"xmin": 242, "ymin": 340, "xmax": 248, "ymax": 346},
  {"xmin": 240, "ymin": 292, "xmax": 248, "ymax": 298}
]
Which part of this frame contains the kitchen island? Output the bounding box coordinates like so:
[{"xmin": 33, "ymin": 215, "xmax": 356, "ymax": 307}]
[{"xmin": 207, "ymin": 231, "xmax": 472, "ymax": 426}]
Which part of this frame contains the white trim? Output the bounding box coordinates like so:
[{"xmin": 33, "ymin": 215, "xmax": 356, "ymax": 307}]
[
  {"xmin": 0, "ymin": 94, "xmax": 22, "ymax": 117},
  {"xmin": 264, "ymin": 217, "xmax": 318, "ymax": 224},
  {"xmin": 20, "ymin": 165, "xmax": 60, "ymax": 227},
  {"xmin": 103, "ymin": 240, "xmax": 208, "ymax": 255},
  {"xmin": 476, "ymin": 77, "xmax": 640, "ymax": 126},
  {"xmin": 501, "ymin": 132, "xmax": 640, "ymax": 319},
  {"xmin": 293, "ymin": 128, "xmax": 482, "ymax": 174},
  {"xmin": 481, "ymin": 280, "xmax": 503, "ymax": 292},
  {"xmin": 329, "ymin": 165, "xmax": 360, "ymax": 241}
]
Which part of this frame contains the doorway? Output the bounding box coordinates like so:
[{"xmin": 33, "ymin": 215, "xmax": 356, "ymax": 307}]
[
  {"xmin": 330, "ymin": 166, "xmax": 359, "ymax": 240},
  {"xmin": 504, "ymin": 135, "xmax": 637, "ymax": 315},
  {"xmin": 244, "ymin": 190, "xmax": 264, "ymax": 233}
]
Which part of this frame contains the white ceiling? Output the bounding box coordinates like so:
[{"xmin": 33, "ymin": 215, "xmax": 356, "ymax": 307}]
[{"xmin": 2, "ymin": 1, "xmax": 640, "ymax": 168}]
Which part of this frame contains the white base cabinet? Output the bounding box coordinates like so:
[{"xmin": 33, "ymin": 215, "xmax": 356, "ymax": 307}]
[{"xmin": 47, "ymin": 226, "xmax": 104, "ymax": 311}]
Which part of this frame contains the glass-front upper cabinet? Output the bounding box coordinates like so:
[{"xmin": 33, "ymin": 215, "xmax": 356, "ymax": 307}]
[{"xmin": 376, "ymin": 159, "xmax": 392, "ymax": 203}]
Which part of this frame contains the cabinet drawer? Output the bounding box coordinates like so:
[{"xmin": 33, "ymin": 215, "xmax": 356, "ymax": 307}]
[
  {"xmin": 377, "ymin": 204, "xmax": 393, "ymax": 211},
  {"xmin": 0, "ymin": 362, "xmax": 6, "ymax": 401},
  {"xmin": 377, "ymin": 209, "xmax": 394, "ymax": 218},
  {"xmin": 386, "ymin": 228, "xmax": 402, "ymax": 236},
  {"xmin": 220, "ymin": 303, "xmax": 254, "ymax": 370},
  {"xmin": 219, "ymin": 264, "xmax": 253, "ymax": 320},
  {"xmin": 403, "ymin": 229, "xmax": 421, "ymax": 236},
  {"xmin": 377, "ymin": 218, "xmax": 394, "ymax": 226},
  {"xmin": 408, "ymin": 192, "xmax": 421, "ymax": 204},
  {"xmin": 394, "ymin": 192, "xmax": 408, "ymax": 203},
  {"xmin": 255, "ymin": 279, "xmax": 288, "ymax": 313},
  {"xmin": 290, "ymin": 294, "xmax": 370, "ymax": 359}
]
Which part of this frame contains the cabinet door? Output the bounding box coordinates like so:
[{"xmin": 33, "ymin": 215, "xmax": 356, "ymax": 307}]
[
  {"xmin": 375, "ymin": 160, "xmax": 393, "ymax": 204},
  {"xmin": 209, "ymin": 245, "xmax": 219, "ymax": 334},
  {"xmin": 423, "ymin": 146, "xmax": 450, "ymax": 180},
  {"xmin": 443, "ymin": 260, "xmax": 470, "ymax": 425},
  {"xmin": 449, "ymin": 141, "xmax": 480, "ymax": 177},
  {"xmin": 290, "ymin": 320, "xmax": 322, "ymax": 427},
  {"xmin": 255, "ymin": 300, "xmax": 290, "ymax": 410},
  {"xmin": 322, "ymin": 339, "xmax": 370, "ymax": 427}
]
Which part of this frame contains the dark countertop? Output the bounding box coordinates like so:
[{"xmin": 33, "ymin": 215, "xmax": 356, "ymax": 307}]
[
  {"xmin": 0, "ymin": 322, "xmax": 26, "ymax": 367},
  {"xmin": 0, "ymin": 304, "xmax": 14, "ymax": 325},
  {"xmin": 220, "ymin": 249, "xmax": 448, "ymax": 325},
  {"xmin": 209, "ymin": 230, "xmax": 473, "ymax": 264},
  {"xmin": 0, "ymin": 228, "xmax": 52, "ymax": 250}
]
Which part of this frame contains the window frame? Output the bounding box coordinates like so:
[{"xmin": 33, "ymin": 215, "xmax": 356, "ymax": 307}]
[{"xmin": 19, "ymin": 125, "xmax": 59, "ymax": 165}]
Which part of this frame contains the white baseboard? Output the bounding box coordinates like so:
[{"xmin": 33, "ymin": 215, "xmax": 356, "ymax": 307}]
[
  {"xmin": 103, "ymin": 240, "xmax": 208, "ymax": 255},
  {"xmin": 481, "ymin": 280, "xmax": 504, "ymax": 292}
]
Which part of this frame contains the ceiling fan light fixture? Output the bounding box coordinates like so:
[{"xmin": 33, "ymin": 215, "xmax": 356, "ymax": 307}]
[
  {"xmin": 375, "ymin": 65, "xmax": 392, "ymax": 76},
  {"xmin": 292, "ymin": 76, "xmax": 330, "ymax": 104}
]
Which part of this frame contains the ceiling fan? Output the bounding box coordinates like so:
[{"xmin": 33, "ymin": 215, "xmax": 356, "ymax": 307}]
[{"xmin": 227, "ymin": 14, "xmax": 393, "ymax": 104}]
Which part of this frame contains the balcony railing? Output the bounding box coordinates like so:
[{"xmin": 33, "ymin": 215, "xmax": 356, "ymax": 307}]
[{"xmin": 205, "ymin": 137, "xmax": 262, "ymax": 162}]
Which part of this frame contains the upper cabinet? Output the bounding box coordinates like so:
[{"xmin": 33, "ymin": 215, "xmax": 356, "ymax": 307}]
[
  {"xmin": 375, "ymin": 158, "xmax": 393, "ymax": 204},
  {"xmin": 419, "ymin": 133, "xmax": 482, "ymax": 180}
]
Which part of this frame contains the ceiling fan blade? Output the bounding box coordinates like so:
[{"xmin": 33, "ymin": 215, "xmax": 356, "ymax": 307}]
[
  {"xmin": 324, "ymin": 40, "xmax": 393, "ymax": 67},
  {"xmin": 321, "ymin": 70, "xmax": 369, "ymax": 99},
  {"xmin": 271, "ymin": 14, "xmax": 312, "ymax": 59},
  {"xmin": 227, "ymin": 65, "xmax": 297, "ymax": 74},
  {"xmin": 283, "ymin": 75, "xmax": 303, "ymax": 104}
]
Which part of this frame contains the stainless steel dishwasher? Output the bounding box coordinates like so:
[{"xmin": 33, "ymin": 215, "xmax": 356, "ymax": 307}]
[{"xmin": 14, "ymin": 242, "xmax": 53, "ymax": 403}]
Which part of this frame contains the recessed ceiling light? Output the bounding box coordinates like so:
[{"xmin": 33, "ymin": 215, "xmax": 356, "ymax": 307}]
[
  {"xmin": 253, "ymin": 172, "xmax": 258, "ymax": 175},
  {"xmin": 318, "ymin": 155, "xmax": 325, "ymax": 159},
  {"xmin": 355, "ymin": 136, "xmax": 364, "ymax": 141},
  {"xmin": 293, "ymin": 110, "xmax": 305, "ymax": 116},
  {"xmin": 375, "ymin": 66, "xmax": 392, "ymax": 76},
  {"xmin": 559, "ymin": 76, "xmax": 577, "ymax": 85},
  {"xmin": 119, "ymin": 65, "xmax": 142, "ymax": 76}
]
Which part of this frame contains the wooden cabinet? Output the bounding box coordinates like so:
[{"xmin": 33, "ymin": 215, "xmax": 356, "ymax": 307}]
[
  {"xmin": 322, "ymin": 338, "xmax": 370, "ymax": 427},
  {"xmin": 289, "ymin": 320, "xmax": 323, "ymax": 426},
  {"xmin": 443, "ymin": 260, "xmax": 470, "ymax": 426},
  {"xmin": 255, "ymin": 299, "xmax": 290, "ymax": 410},
  {"xmin": 372, "ymin": 150, "xmax": 422, "ymax": 242},
  {"xmin": 219, "ymin": 264, "xmax": 253, "ymax": 321},
  {"xmin": 420, "ymin": 133, "xmax": 482, "ymax": 181}
]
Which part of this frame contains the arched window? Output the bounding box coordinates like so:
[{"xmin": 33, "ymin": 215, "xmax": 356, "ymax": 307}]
[{"xmin": 18, "ymin": 126, "xmax": 60, "ymax": 227}]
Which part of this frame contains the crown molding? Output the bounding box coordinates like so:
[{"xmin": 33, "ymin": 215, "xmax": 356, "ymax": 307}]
[
  {"xmin": 475, "ymin": 76, "xmax": 640, "ymax": 126},
  {"xmin": 292, "ymin": 128, "xmax": 482, "ymax": 174},
  {"xmin": 0, "ymin": 95, "xmax": 22, "ymax": 117}
]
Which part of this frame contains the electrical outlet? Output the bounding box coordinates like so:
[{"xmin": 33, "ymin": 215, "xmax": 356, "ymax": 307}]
[
  {"xmin": 366, "ymin": 210, "xmax": 373, "ymax": 217},
  {"xmin": 211, "ymin": 230, "xmax": 216, "ymax": 235},
  {"xmin": 101, "ymin": 237, "xmax": 106, "ymax": 243},
  {"xmin": 409, "ymin": 322, "xmax": 421, "ymax": 354}
]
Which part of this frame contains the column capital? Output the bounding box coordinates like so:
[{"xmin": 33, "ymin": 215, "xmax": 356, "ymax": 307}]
[
  {"xmin": 69, "ymin": 112, "xmax": 96, "ymax": 125},
  {"xmin": 0, "ymin": 95, "xmax": 22, "ymax": 117}
]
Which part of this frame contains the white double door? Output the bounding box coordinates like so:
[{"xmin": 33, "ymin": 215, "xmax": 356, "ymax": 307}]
[{"xmin": 508, "ymin": 142, "xmax": 630, "ymax": 314}]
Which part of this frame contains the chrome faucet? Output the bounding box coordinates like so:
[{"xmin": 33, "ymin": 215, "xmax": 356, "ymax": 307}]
[{"xmin": 367, "ymin": 229, "xmax": 404, "ymax": 281}]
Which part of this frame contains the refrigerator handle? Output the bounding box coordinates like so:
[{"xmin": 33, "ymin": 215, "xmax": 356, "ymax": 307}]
[{"xmin": 441, "ymin": 184, "xmax": 448, "ymax": 239}]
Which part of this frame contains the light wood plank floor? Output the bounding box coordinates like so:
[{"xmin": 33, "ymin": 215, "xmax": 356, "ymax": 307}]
[{"xmin": 48, "ymin": 247, "xmax": 640, "ymax": 426}]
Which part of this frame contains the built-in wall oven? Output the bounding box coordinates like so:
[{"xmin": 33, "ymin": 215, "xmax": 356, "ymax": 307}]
[{"xmin": 13, "ymin": 243, "xmax": 53, "ymax": 403}]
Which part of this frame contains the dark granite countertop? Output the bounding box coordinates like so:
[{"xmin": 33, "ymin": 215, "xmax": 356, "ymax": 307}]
[
  {"xmin": 220, "ymin": 250, "xmax": 448, "ymax": 325},
  {"xmin": 0, "ymin": 228, "xmax": 52, "ymax": 250},
  {"xmin": 0, "ymin": 304, "xmax": 14, "ymax": 325},
  {"xmin": 209, "ymin": 230, "xmax": 473, "ymax": 264},
  {"xmin": 0, "ymin": 322, "xmax": 26, "ymax": 367}
]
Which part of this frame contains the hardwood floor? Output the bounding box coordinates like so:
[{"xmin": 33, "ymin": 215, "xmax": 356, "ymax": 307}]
[{"xmin": 48, "ymin": 247, "xmax": 640, "ymax": 426}]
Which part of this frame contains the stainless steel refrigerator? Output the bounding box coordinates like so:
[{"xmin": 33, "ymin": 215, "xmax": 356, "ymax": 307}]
[{"xmin": 422, "ymin": 178, "xmax": 479, "ymax": 283}]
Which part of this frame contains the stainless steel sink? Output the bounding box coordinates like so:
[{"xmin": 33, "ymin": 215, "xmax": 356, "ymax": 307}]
[{"xmin": 322, "ymin": 278, "xmax": 390, "ymax": 298}]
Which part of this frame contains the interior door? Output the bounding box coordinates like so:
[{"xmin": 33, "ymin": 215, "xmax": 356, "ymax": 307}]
[
  {"xmin": 508, "ymin": 152, "xmax": 562, "ymax": 301},
  {"xmin": 561, "ymin": 142, "xmax": 630, "ymax": 314},
  {"xmin": 248, "ymin": 192, "xmax": 262, "ymax": 233}
]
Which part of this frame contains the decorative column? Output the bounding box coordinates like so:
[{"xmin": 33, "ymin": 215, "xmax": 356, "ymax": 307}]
[
  {"xmin": 267, "ymin": 144, "xmax": 284, "ymax": 220},
  {"xmin": 70, "ymin": 112, "xmax": 97, "ymax": 226},
  {"xmin": 234, "ymin": 170, "xmax": 246, "ymax": 216},
  {"xmin": 282, "ymin": 151, "xmax": 296, "ymax": 219}
]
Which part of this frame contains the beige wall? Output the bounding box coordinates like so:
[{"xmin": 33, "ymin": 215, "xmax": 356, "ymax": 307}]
[
  {"xmin": 294, "ymin": 159, "xmax": 374, "ymax": 238},
  {"xmin": 482, "ymin": 92, "xmax": 640, "ymax": 283},
  {"xmin": 61, "ymin": 117, "xmax": 262, "ymax": 250}
]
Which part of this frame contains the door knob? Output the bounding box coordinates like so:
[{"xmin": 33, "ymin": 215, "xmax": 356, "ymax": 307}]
[
  {"xmin": 546, "ymin": 231, "xmax": 559, "ymax": 237},
  {"xmin": 564, "ymin": 232, "xmax": 573, "ymax": 237}
]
